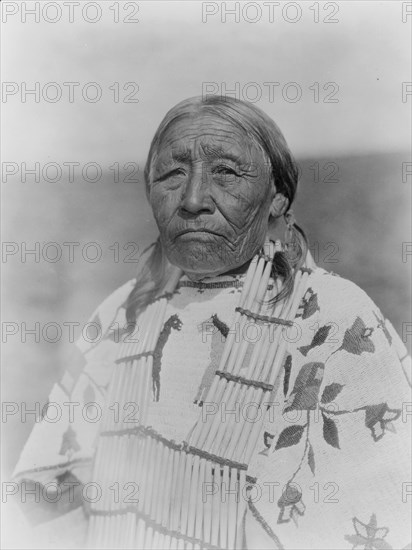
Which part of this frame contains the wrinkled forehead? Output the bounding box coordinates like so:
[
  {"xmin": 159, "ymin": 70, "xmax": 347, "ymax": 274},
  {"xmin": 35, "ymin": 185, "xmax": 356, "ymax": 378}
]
[{"xmin": 155, "ymin": 114, "xmax": 266, "ymax": 165}]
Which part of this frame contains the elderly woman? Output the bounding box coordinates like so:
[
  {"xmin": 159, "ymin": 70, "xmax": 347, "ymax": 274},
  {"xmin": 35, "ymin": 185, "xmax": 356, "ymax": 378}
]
[{"xmin": 14, "ymin": 96, "xmax": 411, "ymax": 550}]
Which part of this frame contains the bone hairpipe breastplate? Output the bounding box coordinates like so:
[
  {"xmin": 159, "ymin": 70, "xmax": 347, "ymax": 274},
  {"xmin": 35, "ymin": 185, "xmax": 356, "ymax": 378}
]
[{"xmin": 87, "ymin": 240, "xmax": 311, "ymax": 549}]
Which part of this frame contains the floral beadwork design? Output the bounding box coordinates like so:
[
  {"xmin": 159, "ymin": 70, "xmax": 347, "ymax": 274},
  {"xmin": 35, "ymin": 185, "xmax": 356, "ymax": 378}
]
[
  {"xmin": 284, "ymin": 362, "xmax": 325, "ymax": 411},
  {"xmin": 373, "ymin": 312, "xmax": 392, "ymax": 345},
  {"xmin": 272, "ymin": 410, "xmax": 312, "ymax": 526},
  {"xmin": 337, "ymin": 317, "xmax": 375, "ymax": 355},
  {"xmin": 277, "ymin": 356, "xmax": 401, "ymax": 453},
  {"xmin": 59, "ymin": 426, "xmax": 81, "ymax": 457},
  {"xmin": 295, "ymin": 288, "xmax": 320, "ymax": 320},
  {"xmin": 320, "ymin": 394, "xmax": 401, "ymax": 446},
  {"xmin": 344, "ymin": 514, "xmax": 392, "ymax": 549},
  {"xmin": 266, "ymin": 349, "xmax": 402, "ymax": 526},
  {"xmin": 363, "ymin": 403, "xmax": 401, "ymax": 442},
  {"xmin": 277, "ymin": 483, "xmax": 306, "ymax": 525},
  {"xmin": 298, "ymin": 316, "xmax": 376, "ymax": 358}
]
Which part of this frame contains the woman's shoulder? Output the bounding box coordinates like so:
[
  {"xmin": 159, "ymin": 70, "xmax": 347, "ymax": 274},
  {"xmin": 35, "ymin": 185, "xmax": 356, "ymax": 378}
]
[
  {"xmin": 301, "ymin": 267, "xmax": 410, "ymax": 376},
  {"xmin": 76, "ymin": 278, "xmax": 136, "ymax": 353},
  {"xmin": 308, "ymin": 266, "xmax": 378, "ymax": 318},
  {"xmin": 94, "ymin": 278, "xmax": 136, "ymax": 316},
  {"xmin": 299, "ymin": 266, "xmax": 402, "ymax": 354}
]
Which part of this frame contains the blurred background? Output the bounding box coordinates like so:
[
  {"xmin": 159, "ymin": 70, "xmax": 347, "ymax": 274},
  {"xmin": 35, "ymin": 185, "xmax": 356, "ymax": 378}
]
[{"xmin": 2, "ymin": 1, "xmax": 411, "ymax": 480}]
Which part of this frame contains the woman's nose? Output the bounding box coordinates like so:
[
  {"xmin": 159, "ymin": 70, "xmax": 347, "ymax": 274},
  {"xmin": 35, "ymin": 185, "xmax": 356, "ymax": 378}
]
[{"xmin": 180, "ymin": 165, "xmax": 214, "ymax": 216}]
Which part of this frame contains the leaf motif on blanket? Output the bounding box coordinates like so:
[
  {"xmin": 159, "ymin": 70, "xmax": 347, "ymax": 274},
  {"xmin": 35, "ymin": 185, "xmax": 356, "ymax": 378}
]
[
  {"xmin": 298, "ymin": 325, "xmax": 331, "ymax": 356},
  {"xmin": 283, "ymin": 354, "xmax": 292, "ymax": 397},
  {"xmin": 284, "ymin": 362, "xmax": 325, "ymax": 411},
  {"xmin": 321, "ymin": 382, "xmax": 344, "ymax": 404},
  {"xmin": 307, "ymin": 443, "xmax": 316, "ymax": 475},
  {"xmin": 322, "ymin": 412, "xmax": 340, "ymax": 449},
  {"xmin": 59, "ymin": 426, "xmax": 81, "ymax": 456},
  {"xmin": 275, "ymin": 425, "xmax": 305, "ymax": 450}
]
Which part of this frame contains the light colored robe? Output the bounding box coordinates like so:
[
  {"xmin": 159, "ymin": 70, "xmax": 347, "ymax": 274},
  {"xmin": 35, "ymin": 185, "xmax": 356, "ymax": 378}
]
[{"xmin": 11, "ymin": 266, "xmax": 412, "ymax": 549}]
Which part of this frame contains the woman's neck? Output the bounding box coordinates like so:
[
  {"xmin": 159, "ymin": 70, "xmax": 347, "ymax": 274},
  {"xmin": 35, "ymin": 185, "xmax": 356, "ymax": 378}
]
[{"xmin": 184, "ymin": 256, "xmax": 253, "ymax": 282}]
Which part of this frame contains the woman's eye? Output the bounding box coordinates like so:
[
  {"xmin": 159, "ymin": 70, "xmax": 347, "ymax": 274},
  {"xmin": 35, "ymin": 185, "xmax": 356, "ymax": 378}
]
[
  {"xmin": 167, "ymin": 168, "xmax": 186, "ymax": 178},
  {"xmin": 213, "ymin": 166, "xmax": 241, "ymax": 180},
  {"xmin": 155, "ymin": 168, "xmax": 186, "ymax": 183}
]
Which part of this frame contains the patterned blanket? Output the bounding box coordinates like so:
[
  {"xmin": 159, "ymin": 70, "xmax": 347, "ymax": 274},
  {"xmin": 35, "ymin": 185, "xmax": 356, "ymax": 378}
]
[{"xmin": 12, "ymin": 266, "xmax": 411, "ymax": 549}]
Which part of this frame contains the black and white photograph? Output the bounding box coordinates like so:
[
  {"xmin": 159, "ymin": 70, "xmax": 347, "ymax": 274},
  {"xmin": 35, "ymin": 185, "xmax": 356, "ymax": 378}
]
[{"xmin": 1, "ymin": 1, "xmax": 412, "ymax": 548}]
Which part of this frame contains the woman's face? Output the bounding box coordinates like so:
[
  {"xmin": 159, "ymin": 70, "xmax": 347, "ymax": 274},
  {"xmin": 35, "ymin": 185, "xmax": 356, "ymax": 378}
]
[{"xmin": 148, "ymin": 113, "xmax": 275, "ymax": 280}]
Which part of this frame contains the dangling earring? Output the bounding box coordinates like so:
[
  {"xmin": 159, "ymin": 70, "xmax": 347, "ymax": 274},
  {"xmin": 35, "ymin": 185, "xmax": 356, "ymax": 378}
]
[{"xmin": 284, "ymin": 210, "xmax": 298, "ymax": 262}]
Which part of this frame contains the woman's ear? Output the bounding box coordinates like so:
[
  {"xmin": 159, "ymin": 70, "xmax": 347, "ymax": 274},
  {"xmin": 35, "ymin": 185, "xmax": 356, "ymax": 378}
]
[{"xmin": 269, "ymin": 193, "xmax": 289, "ymax": 218}]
